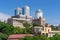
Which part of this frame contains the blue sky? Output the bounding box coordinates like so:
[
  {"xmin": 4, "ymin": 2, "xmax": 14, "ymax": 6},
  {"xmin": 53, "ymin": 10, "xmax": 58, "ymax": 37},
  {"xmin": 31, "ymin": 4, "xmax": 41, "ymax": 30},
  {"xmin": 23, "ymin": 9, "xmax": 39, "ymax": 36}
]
[{"xmin": 0, "ymin": 0, "xmax": 60, "ymax": 25}]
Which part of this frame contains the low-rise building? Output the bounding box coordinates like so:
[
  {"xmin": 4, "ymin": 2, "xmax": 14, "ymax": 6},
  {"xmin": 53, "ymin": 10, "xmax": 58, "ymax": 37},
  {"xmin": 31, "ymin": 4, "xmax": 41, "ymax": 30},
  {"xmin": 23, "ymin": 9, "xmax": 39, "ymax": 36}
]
[
  {"xmin": 8, "ymin": 34, "xmax": 33, "ymax": 40},
  {"xmin": 33, "ymin": 26, "xmax": 60, "ymax": 37}
]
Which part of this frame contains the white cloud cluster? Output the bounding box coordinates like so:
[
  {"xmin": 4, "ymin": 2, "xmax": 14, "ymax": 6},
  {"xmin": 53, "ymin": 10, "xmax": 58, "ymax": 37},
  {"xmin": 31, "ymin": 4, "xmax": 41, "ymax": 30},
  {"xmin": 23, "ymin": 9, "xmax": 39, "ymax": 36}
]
[{"xmin": 0, "ymin": 13, "xmax": 11, "ymax": 22}]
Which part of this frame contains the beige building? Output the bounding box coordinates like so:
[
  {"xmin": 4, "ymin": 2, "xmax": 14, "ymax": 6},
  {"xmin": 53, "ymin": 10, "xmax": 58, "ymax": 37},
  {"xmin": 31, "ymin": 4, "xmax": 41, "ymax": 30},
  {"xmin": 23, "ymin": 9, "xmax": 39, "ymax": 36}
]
[
  {"xmin": 33, "ymin": 17, "xmax": 45, "ymax": 27},
  {"xmin": 34, "ymin": 26, "xmax": 60, "ymax": 37},
  {"xmin": 7, "ymin": 6, "xmax": 32, "ymax": 28},
  {"xmin": 8, "ymin": 15, "xmax": 32, "ymax": 28}
]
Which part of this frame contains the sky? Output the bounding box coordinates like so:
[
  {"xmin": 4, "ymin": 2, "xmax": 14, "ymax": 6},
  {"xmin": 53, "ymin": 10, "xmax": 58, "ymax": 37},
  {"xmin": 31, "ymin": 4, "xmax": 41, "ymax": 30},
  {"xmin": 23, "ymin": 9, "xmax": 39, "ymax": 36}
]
[{"xmin": 0, "ymin": 0, "xmax": 60, "ymax": 25}]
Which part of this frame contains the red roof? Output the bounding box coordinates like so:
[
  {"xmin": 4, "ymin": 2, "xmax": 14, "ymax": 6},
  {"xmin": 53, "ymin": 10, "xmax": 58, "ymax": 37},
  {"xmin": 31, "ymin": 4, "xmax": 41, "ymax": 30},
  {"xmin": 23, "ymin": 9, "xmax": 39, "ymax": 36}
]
[{"xmin": 8, "ymin": 34, "xmax": 33, "ymax": 39}]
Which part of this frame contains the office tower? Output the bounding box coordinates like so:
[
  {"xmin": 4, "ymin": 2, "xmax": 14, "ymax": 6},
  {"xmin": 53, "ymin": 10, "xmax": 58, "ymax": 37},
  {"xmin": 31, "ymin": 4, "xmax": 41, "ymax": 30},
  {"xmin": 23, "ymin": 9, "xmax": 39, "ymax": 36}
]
[
  {"xmin": 22, "ymin": 6, "xmax": 30, "ymax": 15},
  {"xmin": 35, "ymin": 9, "xmax": 43, "ymax": 19},
  {"xmin": 15, "ymin": 8, "xmax": 22, "ymax": 16}
]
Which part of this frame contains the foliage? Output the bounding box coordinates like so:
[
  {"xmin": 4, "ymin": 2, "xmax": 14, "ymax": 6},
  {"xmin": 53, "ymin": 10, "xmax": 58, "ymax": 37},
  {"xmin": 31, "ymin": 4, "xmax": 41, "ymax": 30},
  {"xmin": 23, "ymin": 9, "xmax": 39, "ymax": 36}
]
[
  {"xmin": 23, "ymin": 27, "xmax": 32, "ymax": 34},
  {"xmin": 49, "ymin": 34, "xmax": 60, "ymax": 40},
  {"xmin": 19, "ymin": 38, "xmax": 24, "ymax": 40},
  {"xmin": 33, "ymin": 23, "xmax": 40, "ymax": 26},
  {"xmin": 19, "ymin": 35, "xmax": 50, "ymax": 40},
  {"xmin": 33, "ymin": 23, "xmax": 43, "ymax": 27},
  {"xmin": 50, "ymin": 25, "xmax": 58, "ymax": 30},
  {"xmin": 19, "ymin": 34, "xmax": 60, "ymax": 40},
  {"xmin": 0, "ymin": 21, "xmax": 14, "ymax": 35},
  {"xmin": 23, "ymin": 22, "xmax": 32, "ymax": 34},
  {"xmin": 13, "ymin": 27, "xmax": 24, "ymax": 34},
  {"xmin": 0, "ymin": 21, "xmax": 14, "ymax": 40},
  {"xmin": 0, "ymin": 33, "xmax": 8, "ymax": 40},
  {"xmin": 23, "ymin": 22, "xmax": 31, "ymax": 28},
  {"xmin": 13, "ymin": 27, "xmax": 32, "ymax": 34}
]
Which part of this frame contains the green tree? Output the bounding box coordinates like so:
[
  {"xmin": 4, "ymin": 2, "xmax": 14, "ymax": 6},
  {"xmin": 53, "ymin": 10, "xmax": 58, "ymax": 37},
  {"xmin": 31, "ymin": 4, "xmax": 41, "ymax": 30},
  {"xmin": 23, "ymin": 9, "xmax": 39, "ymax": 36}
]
[
  {"xmin": 23, "ymin": 22, "xmax": 32, "ymax": 34},
  {"xmin": 19, "ymin": 38, "xmax": 24, "ymax": 40},
  {"xmin": 0, "ymin": 33, "xmax": 8, "ymax": 40},
  {"xmin": 19, "ymin": 35, "xmax": 50, "ymax": 40},
  {"xmin": 49, "ymin": 34, "xmax": 60, "ymax": 40},
  {"xmin": 33, "ymin": 23, "xmax": 43, "ymax": 27},
  {"xmin": 24, "ymin": 36, "xmax": 33, "ymax": 40},
  {"xmin": 23, "ymin": 22, "xmax": 31, "ymax": 28},
  {"xmin": 13, "ymin": 27, "xmax": 24, "ymax": 34},
  {"xmin": 0, "ymin": 21, "xmax": 14, "ymax": 35},
  {"xmin": 50, "ymin": 25, "xmax": 58, "ymax": 30}
]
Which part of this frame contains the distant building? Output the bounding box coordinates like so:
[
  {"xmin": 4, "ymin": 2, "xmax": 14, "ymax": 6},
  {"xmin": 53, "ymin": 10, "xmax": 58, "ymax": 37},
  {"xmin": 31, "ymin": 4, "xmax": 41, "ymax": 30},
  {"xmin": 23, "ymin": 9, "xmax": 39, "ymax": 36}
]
[
  {"xmin": 33, "ymin": 26, "xmax": 60, "ymax": 37},
  {"xmin": 35, "ymin": 9, "xmax": 43, "ymax": 19},
  {"xmin": 33, "ymin": 26, "xmax": 42, "ymax": 34},
  {"xmin": 33, "ymin": 9, "xmax": 45, "ymax": 27},
  {"xmin": 8, "ymin": 34, "xmax": 33, "ymax": 40},
  {"xmin": 7, "ymin": 6, "xmax": 32, "ymax": 28},
  {"xmin": 22, "ymin": 6, "xmax": 30, "ymax": 15},
  {"xmin": 7, "ymin": 6, "xmax": 60, "ymax": 37},
  {"xmin": 15, "ymin": 8, "xmax": 22, "ymax": 16},
  {"xmin": 58, "ymin": 24, "xmax": 60, "ymax": 30}
]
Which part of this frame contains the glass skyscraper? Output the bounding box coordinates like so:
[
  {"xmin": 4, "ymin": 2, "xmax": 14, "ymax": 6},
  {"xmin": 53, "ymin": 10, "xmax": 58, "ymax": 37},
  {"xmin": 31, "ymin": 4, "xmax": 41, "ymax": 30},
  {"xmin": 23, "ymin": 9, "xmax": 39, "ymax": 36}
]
[
  {"xmin": 22, "ymin": 6, "xmax": 30, "ymax": 15},
  {"xmin": 15, "ymin": 8, "xmax": 22, "ymax": 16}
]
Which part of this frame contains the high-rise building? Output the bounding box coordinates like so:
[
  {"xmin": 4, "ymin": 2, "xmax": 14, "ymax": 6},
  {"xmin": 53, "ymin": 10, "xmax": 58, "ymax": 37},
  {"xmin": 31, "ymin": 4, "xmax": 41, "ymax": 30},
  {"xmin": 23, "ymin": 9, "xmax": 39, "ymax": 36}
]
[
  {"xmin": 7, "ymin": 6, "xmax": 32, "ymax": 28},
  {"xmin": 15, "ymin": 8, "xmax": 22, "ymax": 16},
  {"xmin": 35, "ymin": 9, "xmax": 43, "ymax": 19},
  {"xmin": 22, "ymin": 6, "xmax": 30, "ymax": 15}
]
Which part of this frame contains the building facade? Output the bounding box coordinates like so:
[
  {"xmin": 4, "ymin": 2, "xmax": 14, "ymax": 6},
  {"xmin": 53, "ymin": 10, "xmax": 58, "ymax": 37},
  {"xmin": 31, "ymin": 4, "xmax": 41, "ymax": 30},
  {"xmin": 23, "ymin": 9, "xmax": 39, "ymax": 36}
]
[
  {"xmin": 7, "ymin": 6, "xmax": 32, "ymax": 28},
  {"xmin": 33, "ymin": 9, "xmax": 45, "ymax": 27},
  {"xmin": 35, "ymin": 9, "xmax": 43, "ymax": 19},
  {"xmin": 22, "ymin": 6, "xmax": 30, "ymax": 15},
  {"xmin": 33, "ymin": 26, "xmax": 60, "ymax": 37}
]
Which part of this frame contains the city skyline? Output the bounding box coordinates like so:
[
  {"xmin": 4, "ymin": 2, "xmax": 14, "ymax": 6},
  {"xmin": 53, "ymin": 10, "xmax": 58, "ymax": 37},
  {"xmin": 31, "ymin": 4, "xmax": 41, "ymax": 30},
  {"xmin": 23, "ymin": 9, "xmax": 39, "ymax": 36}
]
[{"xmin": 0, "ymin": 0, "xmax": 60, "ymax": 25}]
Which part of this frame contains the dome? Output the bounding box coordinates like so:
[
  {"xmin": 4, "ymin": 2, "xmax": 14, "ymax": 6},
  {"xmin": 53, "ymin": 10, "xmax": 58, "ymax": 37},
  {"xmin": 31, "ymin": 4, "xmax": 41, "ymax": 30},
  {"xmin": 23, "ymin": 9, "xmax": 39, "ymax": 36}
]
[
  {"xmin": 24, "ymin": 5, "xmax": 30, "ymax": 9},
  {"xmin": 36, "ymin": 9, "xmax": 42, "ymax": 13}
]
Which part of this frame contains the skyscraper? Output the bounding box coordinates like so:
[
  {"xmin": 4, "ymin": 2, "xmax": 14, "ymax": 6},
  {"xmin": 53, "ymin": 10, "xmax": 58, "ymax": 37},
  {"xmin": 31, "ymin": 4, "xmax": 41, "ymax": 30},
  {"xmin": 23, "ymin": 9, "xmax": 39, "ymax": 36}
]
[
  {"xmin": 22, "ymin": 6, "xmax": 30, "ymax": 15},
  {"xmin": 35, "ymin": 9, "xmax": 43, "ymax": 19},
  {"xmin": 8, "ymin": 6, "xmax": 32, "ymax": 28},
  {"xmin": 15, "ymin": 8, "xmax": 22, "ymax": 16}
]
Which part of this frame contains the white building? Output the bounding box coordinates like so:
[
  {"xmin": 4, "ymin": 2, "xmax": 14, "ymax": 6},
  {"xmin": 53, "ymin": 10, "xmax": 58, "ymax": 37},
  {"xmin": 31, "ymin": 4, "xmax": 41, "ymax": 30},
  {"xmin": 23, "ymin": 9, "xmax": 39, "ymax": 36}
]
[
  {"xmin": 7, "ymin": 6, "xmax": 32, "ymax": 28},
  {"xmin": 15, "ymin": 8, "xmax": 22, "ymax": 16},
  {"xmin": 33, "ymin": 9, "xmax": 45, "ymax": 27},
  {"xmin": 35, "ymin": 9, "xmax": 43, "ymax": 19},
  {"xmin": 22, "ymin": 6, "xmax": 30, "ymax": 15}
]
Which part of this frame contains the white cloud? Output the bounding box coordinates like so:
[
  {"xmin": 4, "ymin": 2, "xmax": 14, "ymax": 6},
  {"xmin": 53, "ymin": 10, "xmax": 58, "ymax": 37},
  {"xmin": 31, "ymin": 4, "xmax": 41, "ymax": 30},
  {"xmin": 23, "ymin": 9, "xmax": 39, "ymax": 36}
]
[{"xmin": 0, "ymin": 13, "xmax": 11, "ymax": 22}]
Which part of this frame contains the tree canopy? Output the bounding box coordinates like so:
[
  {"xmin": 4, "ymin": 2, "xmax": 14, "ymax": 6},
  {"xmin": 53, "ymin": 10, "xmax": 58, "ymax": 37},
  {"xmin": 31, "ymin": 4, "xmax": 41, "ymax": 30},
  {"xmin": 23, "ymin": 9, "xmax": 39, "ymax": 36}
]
[
  {"xmin": 19, "ymin": 34, "xmax": 60, "ymax": 40},
  {"xmin": 0, "ymin": 21, "xmax": 14, "ymax": 35}
]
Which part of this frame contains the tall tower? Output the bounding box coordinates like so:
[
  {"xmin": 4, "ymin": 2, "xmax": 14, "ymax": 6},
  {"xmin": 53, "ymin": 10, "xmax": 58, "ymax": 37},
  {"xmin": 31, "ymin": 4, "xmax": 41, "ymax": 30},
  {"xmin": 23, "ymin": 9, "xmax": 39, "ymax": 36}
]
[
  {"xmin": 35, "ymin": 9, "xmax": 43, "ymax": 19},
  {"xmin": 15, "ymin": 8, "xmax": 22, "ymax": 16},
  {"xmin": 22, "ymin": 6, "xmax": 30, "ymax": 15}
]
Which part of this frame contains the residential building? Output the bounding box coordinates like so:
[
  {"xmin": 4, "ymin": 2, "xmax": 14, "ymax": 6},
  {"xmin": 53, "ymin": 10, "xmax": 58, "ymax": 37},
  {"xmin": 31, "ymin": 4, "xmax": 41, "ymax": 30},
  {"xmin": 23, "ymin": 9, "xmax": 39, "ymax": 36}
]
[{"xmin": 33, "ymin": 26, "xmax": 60, "ymax": 37}]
